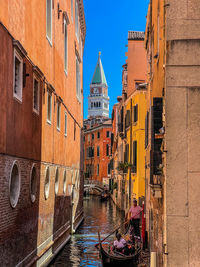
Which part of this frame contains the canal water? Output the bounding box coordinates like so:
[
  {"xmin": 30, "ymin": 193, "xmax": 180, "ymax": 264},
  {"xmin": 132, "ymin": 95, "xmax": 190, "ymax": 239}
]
[{"xmin": 49, "ymin": 195, "xmax": 125, "ymax": 267}]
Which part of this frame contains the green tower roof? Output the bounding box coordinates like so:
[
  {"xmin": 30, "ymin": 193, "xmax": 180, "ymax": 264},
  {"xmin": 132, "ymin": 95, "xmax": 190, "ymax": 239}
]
[{"xmin": 91, "ymin": 52, "xmax": 107, "ymax": 86}]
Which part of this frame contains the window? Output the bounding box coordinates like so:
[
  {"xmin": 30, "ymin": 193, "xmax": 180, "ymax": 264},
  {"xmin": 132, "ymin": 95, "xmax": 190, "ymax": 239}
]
[
  {"xmin": 91, "ymin": 102, "xmax": 93, "ymax": 108},
  {"xmin": 30, "ymin": 165, "xmax": 37, "ymax": 203},
  {"xmin": 57, "ymin": 102, "xmax": 61, "ymax": 130},
  {"xmin": 64, "ymin": 19, "xmax": 68, "ymax": 73},
  {"xmin": 64, "ymin": 112, "xmax": 67, "ymax": 136},
  {"xmin": 92, "ymin": 133, "xmax": 94, "ymax": 140},
  {"xmin": 106, "ymin": 144, "xmax": 109, "ymax": 156},
  {"xmin": 124, "ymin": 144, "xmax": 129, "ymax": 163},
  {"xmin": 145, "ymin": 112, "xmax": 149, "ymax": 149},
  {"xmin": 71, "ymin": 0, "xmax": 73, "ymax": 22},
  {"xmin": 75, "ymin": 0, "xmax": 79, "ymax": 40},
  {"xmin": 108, "ymin": 163, "xmax": 111, "ymax": 175},
  {"xmin": 47, "ymin": 91, "xmax": 52, "ymax": 123},
  {"xmin": 97, "ymin": 164, "xmax": 99, "ymax": 176},
  {"xmin": 33, "ymin": 76, "xmax": 39, "ymax": 113},
  {"xmin": 133, "ymin": 104, "xmax": 138, "ymax": 123},
  {"xmin": 106, "ymin": 131, "xmax": 110, "ymax": 138},
  {"xmin": 133, "ymin": 141, "xmax": 137, "ymax": 173},
  {"xmin": 76, "ymin": 56, "xmax": 81, "ymax": 101},
  {"xmin": 13, "ymin": 50, "xmax": 23, "ymax": 101},
  {"xmin": 83, "ymin": 136, "xmax": 85, "ymax": 143},
  {"xmin": 88, "ymin": 135, "xmax": 90, "ymax": 142},
  {"xmin": 44, "ymin": 167, "xmax": 50, "ymax": 200},
  {"xmin": 55, "ymin": 168, "xmax": 59, "ymax": 195},
  {"xmin": 63, "ymin": 170, "xmax": 67, "ymax": 194},
  {"xmin": 97, "ymin": 132, "xmax": 100, "ymax": 139},
  {"xmin": 97, "ymin": 146, "xmax": 100, "ymax": 157},
  {"xmin": 87, "ymin": 147, "xmax": 94, "ymax": 158},
  {"xmin": 46, "ymin": 0, "xmax": 52, "ymax": 44},
  {"xmin": 10, "ymin": 161, "xmax": 21, "ymax": 208}
]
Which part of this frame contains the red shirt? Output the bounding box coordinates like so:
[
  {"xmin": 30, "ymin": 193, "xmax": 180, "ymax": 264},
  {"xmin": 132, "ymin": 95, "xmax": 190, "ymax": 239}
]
[{"xmin": 129, "ymin": 205, "xmax": 142, "ymax": 219}]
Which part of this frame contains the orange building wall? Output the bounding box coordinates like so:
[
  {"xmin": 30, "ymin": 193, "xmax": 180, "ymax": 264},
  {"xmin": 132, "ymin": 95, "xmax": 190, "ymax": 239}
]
[
  {"xmin": 0, "ymin": 0, "xmax": 84, "ymax": 167},
  {"xmin": 127, "ymin": 40, "xmax": 147, "ymax": 97}
]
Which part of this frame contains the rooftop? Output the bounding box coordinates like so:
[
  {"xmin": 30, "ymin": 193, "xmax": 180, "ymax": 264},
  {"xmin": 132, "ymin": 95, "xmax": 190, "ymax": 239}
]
[{"xmin": 128, "ymin": 31, "xmax": 145, "ymax": 40}]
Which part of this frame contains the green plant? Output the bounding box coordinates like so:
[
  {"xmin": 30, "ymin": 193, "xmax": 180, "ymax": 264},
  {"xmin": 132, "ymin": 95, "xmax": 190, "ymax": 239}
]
[{"xmin": 117, "ymin": 162, "xmax": 133, "ymax": 171}]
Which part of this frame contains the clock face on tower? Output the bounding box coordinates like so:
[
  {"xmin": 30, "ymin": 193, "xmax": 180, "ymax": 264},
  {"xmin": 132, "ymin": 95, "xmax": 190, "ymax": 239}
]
[{"xmin": 93, "ymin": 88, "xmax": 99, "ymax": 94}]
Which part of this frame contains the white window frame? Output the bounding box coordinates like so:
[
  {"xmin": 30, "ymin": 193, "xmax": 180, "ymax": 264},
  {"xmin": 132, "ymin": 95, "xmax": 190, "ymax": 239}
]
[
  {"xmin": 64, "ymin": 18, "xmax": 68, "ymax": 74},
  {"xmin": 30, "ymin": 164, "xmax": 37, "ymax": 203},
  {"xmin": 33, "ymin": 75, "xmax": 40, "ymax": 114},
  {"xmin": 13, "ymin": 49, "xmax": 23, "ymax": 102},
  {"xmin": 46, "ymin": 0, "xmax": 52, "ymax": 45},
  {"xmin": 64, "ymin": 112, "xmax": 67, "ymax": 137},
  {"xmin": 9, "ymin": 160, "xmax": 21, "ymax": 208},
  {"xmin": 55, "ymin": 167, "xmax": 59, "ymax": 195},
  {"xmin": 71, "ymin": 0, "xmax": 73, "ymax": 22},
  {"xmin": 57, "ymin": 102, "xmax": 61, "ymax": 131},
  {"xmin": 75, "ymin": 0, "xmax": 79, "ymax": 41},
  {"xmin": 47, "ymin": 90, "xmax": 52, "ymax": 124},
  {"xmin": 44, "ymin": 166, "xmax": 50, "ymax": 200},
  {"xmin": 76, "ymin": 56, "xmax": 81, "ymax": 102}
]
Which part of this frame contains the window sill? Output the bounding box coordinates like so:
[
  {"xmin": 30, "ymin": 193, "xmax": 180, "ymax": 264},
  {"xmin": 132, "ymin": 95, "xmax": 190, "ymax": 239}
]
[
  {"xmin": 64, "ymin": 69, "xmax": 68, "ymax": 76},
  {"xmin": 47, "ymin": 119, "xmax": 52, "ymax": 125},
  {"xmin": 46, "ymin": 35, "xmax": 52, "ymax": 47},
  {"xmin": 13, "ymin": 94, "xmax": 22, "ymax": 103},
  {"xmin": 33, "ymin": 108, "xmax": 39, "ymax": 115},
  {"xmin": 57, "ymin": 127, "xmax": 60, "ymax": 132}
]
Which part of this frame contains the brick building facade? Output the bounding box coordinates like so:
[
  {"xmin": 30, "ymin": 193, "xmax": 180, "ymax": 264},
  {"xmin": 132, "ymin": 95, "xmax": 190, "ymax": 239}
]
[
  {"xmin": 0, "ymin": 0, "xmax": 86, "ymax": 266},
  {"xmin": 84, "ymin": 118, "xmax": 112, "ymax": 185}
]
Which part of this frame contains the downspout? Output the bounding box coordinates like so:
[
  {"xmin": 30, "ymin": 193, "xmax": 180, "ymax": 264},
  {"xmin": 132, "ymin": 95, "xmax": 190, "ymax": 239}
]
[{"xmin": 129, "ymin": 98, "xmax": 133, "ymax": 202}]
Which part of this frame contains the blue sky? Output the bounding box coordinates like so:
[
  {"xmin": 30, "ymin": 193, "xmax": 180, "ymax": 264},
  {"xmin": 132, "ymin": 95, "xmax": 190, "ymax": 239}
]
[{"xmin": 83, "ymin": 0, "xmax": 149, "ymax": 119}]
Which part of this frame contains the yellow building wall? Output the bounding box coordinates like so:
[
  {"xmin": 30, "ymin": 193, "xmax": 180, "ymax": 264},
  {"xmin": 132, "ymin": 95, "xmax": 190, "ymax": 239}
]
[{"xmin": 125, "ymin": 90, "xmax": 147, "ymax": 202}]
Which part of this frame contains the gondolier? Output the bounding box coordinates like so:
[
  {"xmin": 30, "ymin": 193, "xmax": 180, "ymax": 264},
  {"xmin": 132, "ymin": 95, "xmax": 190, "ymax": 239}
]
[{"xmin": 128, "ymin": 199, "xmax": 143, "ymax": 239}]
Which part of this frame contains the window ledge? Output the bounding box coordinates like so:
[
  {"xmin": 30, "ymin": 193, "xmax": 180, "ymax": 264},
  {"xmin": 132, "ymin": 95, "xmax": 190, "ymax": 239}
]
[
  {"xmin": 13, "ymin": 94, "xmax": 22, "ymax": 103},
  {"xmin": 46, "ymin": 36, "xmax": 52, "ymax": 47},
  {"xmin": 33, "ymin": 109, "xmax": 39, "ymax": 115},
  {"xmin": 57, "ymin": 127, "xmax": 60, "ymax": 132},
  {"xmin": 47, "ymin": 119, "xmax": 52, "ymax": 125}
]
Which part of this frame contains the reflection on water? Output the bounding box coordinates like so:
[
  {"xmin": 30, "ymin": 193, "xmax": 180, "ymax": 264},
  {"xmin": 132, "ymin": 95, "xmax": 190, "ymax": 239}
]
[{"xmin": 49, "ymin": 196, "xmax": 125, "ymax": 267}]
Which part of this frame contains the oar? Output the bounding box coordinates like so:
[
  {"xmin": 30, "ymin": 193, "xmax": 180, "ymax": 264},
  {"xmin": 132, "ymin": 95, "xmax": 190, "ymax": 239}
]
[{"xmin": 95, "ymin": 209, "xmax": 143, "ymax": 248}]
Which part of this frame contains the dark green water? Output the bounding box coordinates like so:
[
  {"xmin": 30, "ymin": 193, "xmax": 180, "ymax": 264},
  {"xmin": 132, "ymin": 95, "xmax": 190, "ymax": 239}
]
[{"xmin": 49, "ymin": 195, "xmax": 125, "ymax": 267}]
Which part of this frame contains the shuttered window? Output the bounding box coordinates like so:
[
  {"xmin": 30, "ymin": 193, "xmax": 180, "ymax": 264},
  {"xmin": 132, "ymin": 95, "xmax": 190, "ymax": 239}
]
[
  {"xmin": 125, "ymin": 144, "xmax": 129, "ymax": 163},
  {"xmin": 133, "ymin": 141, "xmax": 137, "ymax": 173},
  {"xmin": 106, "ymin": 144, "xmax": 109, "ymax": 156},
  {"xmin": 133, "ymin": 104, "xmax": 138, "ymax": 123},
  {"xmin": 145, "ymin": 111, "xmax": 149, "ymax": 148}
]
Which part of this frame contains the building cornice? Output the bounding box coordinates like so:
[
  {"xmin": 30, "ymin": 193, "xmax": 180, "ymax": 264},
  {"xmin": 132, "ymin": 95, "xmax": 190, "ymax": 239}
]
[{"xmin": 78, "ymin": 0, "xmax": 86, "ymax": 45}]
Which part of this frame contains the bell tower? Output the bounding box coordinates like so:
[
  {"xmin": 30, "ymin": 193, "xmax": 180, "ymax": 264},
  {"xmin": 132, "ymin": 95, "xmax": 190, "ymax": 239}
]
[{"xmin": 88, "ymin": 52, "xmax": 110, "ymax": 118}]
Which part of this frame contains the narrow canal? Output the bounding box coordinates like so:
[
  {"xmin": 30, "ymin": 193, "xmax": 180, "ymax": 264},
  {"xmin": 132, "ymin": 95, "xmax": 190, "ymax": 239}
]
[{"xmin": 49, "ymin": 195, "xmax": 125, "ymax": 267}]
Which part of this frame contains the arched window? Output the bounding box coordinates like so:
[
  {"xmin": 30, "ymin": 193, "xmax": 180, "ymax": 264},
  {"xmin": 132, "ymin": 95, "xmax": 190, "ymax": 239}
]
[
  {"xmin": 63, "ymin": 170, "xmax": 67, "ymax": 194},
  {"xmin": 55, "ymin": 168, "xmax": 59, "ymax": 195},
  {"xmin": 44, "ymin": 167, "xmax": 50, "ymax": 200},
  {"xmin": 30, "ymin": 164, "xmax": 37, "ymax": 203},
  {"xmin": 10, "ymin": 161, "xmax": 21, "ymax": 208}
]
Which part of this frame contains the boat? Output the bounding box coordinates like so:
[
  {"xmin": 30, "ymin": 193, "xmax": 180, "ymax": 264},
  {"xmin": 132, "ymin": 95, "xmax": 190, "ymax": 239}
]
[{"xmin": 97, "ymin": 232, "xmax": 141, "ymax": 267}]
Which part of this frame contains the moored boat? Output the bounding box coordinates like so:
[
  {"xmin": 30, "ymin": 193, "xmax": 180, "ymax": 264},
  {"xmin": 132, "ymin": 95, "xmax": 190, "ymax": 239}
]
[{"xmin": 97, "ymin": 232, "xmax": 140, "ymax": 267}]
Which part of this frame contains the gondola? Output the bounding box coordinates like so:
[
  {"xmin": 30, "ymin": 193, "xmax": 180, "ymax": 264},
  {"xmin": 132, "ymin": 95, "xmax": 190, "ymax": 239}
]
[{"xmin": 97, "ymin": 232, "xmax": 141, "ymax": 267}]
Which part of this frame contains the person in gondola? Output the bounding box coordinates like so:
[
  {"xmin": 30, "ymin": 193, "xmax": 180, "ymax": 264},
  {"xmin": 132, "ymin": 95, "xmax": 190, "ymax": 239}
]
[
  {"xmin": 128, "ymin": 199, "xmax": 143, "ymax": 240},
  {"xmin": 113, "ymin": 233, "xmax": 135, "ymax": 256},
  {"xmin": 113, "ymin": 233, "xmax": 126, "ymax": 253}
]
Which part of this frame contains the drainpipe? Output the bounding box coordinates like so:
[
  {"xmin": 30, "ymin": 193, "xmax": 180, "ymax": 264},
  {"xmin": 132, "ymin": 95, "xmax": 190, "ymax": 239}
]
[{"xmin": 129, "ymin": 98, "xmax": 133, "ymax": 203}]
